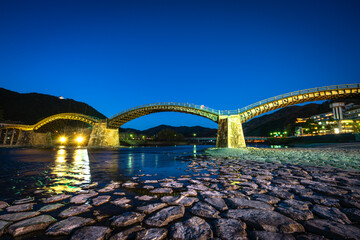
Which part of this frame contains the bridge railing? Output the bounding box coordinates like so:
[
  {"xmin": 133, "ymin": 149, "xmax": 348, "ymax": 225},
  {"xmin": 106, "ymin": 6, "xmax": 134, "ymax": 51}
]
[
  {"xmin": 232, "ymin": 83, "xmax": 360, "ymax": 115},
  {"xmin": 109, "ymin": 84, "xmax": 359, "ymax": 118},
  {"xmin": 110, "ymin": 102, "xmax": 221, "ymax": 119},
  {"xmin": 36, "ymin": 113, "xmax": 103, "ymax": 123}
]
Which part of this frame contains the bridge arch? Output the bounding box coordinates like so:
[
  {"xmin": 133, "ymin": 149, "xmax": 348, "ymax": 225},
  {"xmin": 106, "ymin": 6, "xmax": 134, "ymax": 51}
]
[
  {"xmin": 107, "ymin": 102, "xmax": 220, "ymax": 129},
  {"xmin": 33, "ymin": 113, "xmax": 100, "ymax": 131},
  {"xmin": 234, "ymin": 84, "xmax": 360, "ymax": 123},
  {"xmin": 1, "ymin": 113, "xmax": 101, "ymax": 131}
]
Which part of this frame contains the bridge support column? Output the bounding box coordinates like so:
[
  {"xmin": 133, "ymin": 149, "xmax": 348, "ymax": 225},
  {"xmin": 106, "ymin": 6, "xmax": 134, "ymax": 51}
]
[
  {"xmin": 15, "ymin": 131, "xmax": 52, "ymax": 146},
  {"xmin": 10, "ymin": 129, "xmax": 15, "ymax": 146},
  {"xmin": 17, "ymin": 130, "xmax": 22, "ymax": 145},
  {"xmin": 216, "ymin": 115, "xmax": 246, "ymax": 148},
  {"xmin": 33, "ymin": 132, "xmax": 52, "ymax": 146},
  {"xmin": 16, "ymin": 131, "xmax": 29, "ymax": 146},
  {"xmin": 3, "ymin": 129, "xmax": 8, "ymax": 145},
  {"xmin": 88, "ymin": 122, "xmax": 119, "ymax": 147}
]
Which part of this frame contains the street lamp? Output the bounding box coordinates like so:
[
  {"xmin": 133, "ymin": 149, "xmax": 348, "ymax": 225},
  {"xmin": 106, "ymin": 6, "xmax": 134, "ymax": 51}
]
[
  {"xmin": 76, "ymin": 136, "xmax": 84, "ymax": 144},
  {"xmin": 59, "ymin": 136, "xmax": 67, "ymax": 144}
]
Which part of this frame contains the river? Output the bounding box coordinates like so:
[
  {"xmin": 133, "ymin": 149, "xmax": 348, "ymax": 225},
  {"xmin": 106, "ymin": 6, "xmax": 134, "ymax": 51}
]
[{"xmin": 0, "ymin": 145, "xmax": 213, "ymax": 202}]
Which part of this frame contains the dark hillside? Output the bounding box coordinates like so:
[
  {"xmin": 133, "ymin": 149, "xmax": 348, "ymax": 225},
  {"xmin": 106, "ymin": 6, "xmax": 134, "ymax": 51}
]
[
  {"xmin": 0, "ymin": 88, "xmax": 106, "ymax": 124},
  {"xmin": 120, "ymin": 125, "xmax": 217, "ymax": 137},
  {"xmin": 142, "ymin": 125, "xmax": 217, "ymax": 137},
  {"xmin": 243, "ymin": 103, "xmax": 330, "ymax": 136}
]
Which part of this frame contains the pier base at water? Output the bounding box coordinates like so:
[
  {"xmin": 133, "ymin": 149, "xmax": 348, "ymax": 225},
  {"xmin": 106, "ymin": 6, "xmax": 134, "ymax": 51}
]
[
  {"xmin": 16, "ymin": 131, "xmax": 52, "ymax": 147},
  {"xmin": 216, "ymin": 115, "xmax": 246, "ymax": 148},
  {"xmin": 88, "ymin": 122, "xmax": 120, "ymax": 147}
]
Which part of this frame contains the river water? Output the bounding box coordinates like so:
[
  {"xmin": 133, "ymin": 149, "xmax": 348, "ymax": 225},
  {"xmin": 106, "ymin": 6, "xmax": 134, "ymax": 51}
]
[{"xmin": 0, "ymin": 145, "xmax": 213, "ymax": 202}]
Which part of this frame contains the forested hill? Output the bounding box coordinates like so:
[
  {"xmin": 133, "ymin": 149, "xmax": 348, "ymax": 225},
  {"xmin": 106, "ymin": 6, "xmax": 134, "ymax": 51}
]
[
  {"xmin": 120, "ymin": 125, "xmax": 217, "ymax": 138},
  {"xmin": 0, "ymin": 88, "xmax": 106, "ymax": 124}
]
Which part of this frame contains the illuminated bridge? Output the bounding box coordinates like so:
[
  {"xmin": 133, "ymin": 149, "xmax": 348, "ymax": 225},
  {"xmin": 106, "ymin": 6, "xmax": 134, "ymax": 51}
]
[
  {"xmin": 108, "ymin": 103, "xmax": 220, "ymax": 128},
  {"xmin": 1, "ymin": 83, "xmax": 359, "ymax": 147}
]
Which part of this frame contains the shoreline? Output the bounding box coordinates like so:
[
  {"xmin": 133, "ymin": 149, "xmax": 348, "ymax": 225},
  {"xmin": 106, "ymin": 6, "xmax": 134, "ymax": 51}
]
[
  {"xmin": 0, "ymin": 151, "xmax": 359, "ymax": 239},
  {"xmin": 2, "ymin": 141, "xmax": 360, "ymax": 148},
  {"xmin": 205, "ymin": 144, "xmax": 360, "ymax": 170},
  {"xmin": 291, "ymin": 142, "xmax": 360, "ymax": 149},
  {"xmin": 0, "ymin": 142, "xmax": 214, "ymax": 149}
]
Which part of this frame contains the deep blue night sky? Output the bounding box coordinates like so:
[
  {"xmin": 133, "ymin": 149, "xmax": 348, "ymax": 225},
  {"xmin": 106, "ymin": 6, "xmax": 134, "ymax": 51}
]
[{"xmin": 1, "ymin": 0, "xmax": 360, "ymax": 129}]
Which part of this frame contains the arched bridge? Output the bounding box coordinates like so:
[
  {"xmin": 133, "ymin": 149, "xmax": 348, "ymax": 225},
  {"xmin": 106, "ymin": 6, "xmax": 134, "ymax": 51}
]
[
  {"xmin": 2, "ymin": 113, "xmax": 101, "ymax": 131},
  {"xmin": 0, "ymin": 113, "xmax": 102, "ymax": 146},
  {"xmin": 107, "ymin": 102, "xmax": 220, "ymax": 129},
  {"xmin": 108, "ymin": 84, "xmax": 360, "ymax": 126},
  {"xmin": 236, "ymin": 83, "xmax": 360, "ymax": 123},
  {"xmin": 1, "ymin": 83, "xmax": 359, "ymax": 148},
  {"xmin": 33, "ymin": 113, "xmax": 100, "ymax": 130}
]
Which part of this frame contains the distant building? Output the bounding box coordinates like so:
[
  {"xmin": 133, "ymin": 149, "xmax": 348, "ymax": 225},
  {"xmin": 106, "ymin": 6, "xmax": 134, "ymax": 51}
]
[
  {"xmin": 295, "ymin": 102, "xmax": 360, "ymax": 136},
  {"xmin": 330, "ymin": 102, "xmax": 345, "ymax": 120},
  {"xmin": 295, "ymin": 118, "xmax": 307, "ymax": 124},
  {"xmin": 344, "ymin": 108, "xmax": 360, "ymax": 119},
  {"xmin": 310, "ymin": 112, "xmax": 333, "ymax": 122}
]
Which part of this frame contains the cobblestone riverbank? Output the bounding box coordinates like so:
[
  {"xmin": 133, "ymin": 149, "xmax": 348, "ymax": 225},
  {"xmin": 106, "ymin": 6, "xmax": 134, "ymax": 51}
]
[{"xmin": 0, "ymin": 148, "xmax": 359, "ymax": 239}]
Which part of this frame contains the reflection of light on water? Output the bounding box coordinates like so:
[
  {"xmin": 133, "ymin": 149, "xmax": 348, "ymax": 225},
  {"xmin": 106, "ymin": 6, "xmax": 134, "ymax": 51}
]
[
  {"xmin": 74, "ymin": 152, "xmax": 82, "ymax": 162},
  {"xmin": 155, "ymin": 154, "xmax": 159, "ymax": 167},
  {"xmin": 58, "ymin": 149, "xmax": 66, "ymax": 155},
  {"xmin": 271, "ymin": 145, "xmax": 288, "ymax": 149},
  {"xmin": 193, "ymin": 145, "xmax": 197, "ymax": 157},
  {"xmin": 128, "ymin": 153, "xmax": 134, "ymax": 175},
  {"xmin": 141, "ymin": 153, "xmax": 145, "ymax": 167},
  {"xmin": 48, "ymin": 148, "xmax": 91, "ymax": 193},
  {"xmin": 57, "ymin": 156, "xmax": 66, "ymax": 163},
  {"xmin": 73, "ymin": 149, "xmax": 91, "ymax": 183}
]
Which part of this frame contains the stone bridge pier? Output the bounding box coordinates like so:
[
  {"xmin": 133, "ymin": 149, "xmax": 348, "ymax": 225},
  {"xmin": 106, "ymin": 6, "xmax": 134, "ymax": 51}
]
[
  {"xmin": 88, "ymin": 122, "xmax": 120, "ymax": 147},
  {"xmin": 16, "ymin": 131, "xmax": 52, "ymax": 147},
  {"xmin": 216, "ymin": 115, "xmax": 246, "ymax": 148}
]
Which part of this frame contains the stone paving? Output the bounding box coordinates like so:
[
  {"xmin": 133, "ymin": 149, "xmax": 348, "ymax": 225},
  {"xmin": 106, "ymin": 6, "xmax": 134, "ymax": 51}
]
[{"xmin": 0, "ymin": 152, "xmax": 359, "ymax": 239}]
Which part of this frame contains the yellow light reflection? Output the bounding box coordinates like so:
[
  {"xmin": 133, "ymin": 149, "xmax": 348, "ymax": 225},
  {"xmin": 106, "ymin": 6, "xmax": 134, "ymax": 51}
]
[
  {"xmin": 73, "ymin": 149, "xmax": 91, "ymax": 184},
  {"xmin": 128, "ymin": 153, "xmax": 134, "ymax": 175},
  {"xmin": 141, "ymin": 153, "xmax": 145, "ymax": 167},
  {"xmin": 57, "ymin": 156, "xmax": 66, "ymax": 163},
  {"xmin": 58, "ymin": 149, "xmax": 66, "ymax": 156},
  {"xmin": 47, "ymin": 148, "xmax": 91, "ymax": 194}
]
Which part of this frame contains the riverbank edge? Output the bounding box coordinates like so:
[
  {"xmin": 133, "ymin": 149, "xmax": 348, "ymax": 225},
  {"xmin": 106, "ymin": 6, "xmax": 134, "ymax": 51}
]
[{"xmin": 0, "ymin": 153, "xmax": 359, "ymax": 239}]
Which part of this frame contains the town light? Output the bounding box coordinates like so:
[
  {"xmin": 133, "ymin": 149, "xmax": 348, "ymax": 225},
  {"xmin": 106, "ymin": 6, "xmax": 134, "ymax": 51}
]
[
  {"xmin": 76, "ymin": 136, "xmax": 84, "ymax": 144},
  {"xmin": 59, "ymin": 136, "xmax": 67, "ymax": 143}
]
